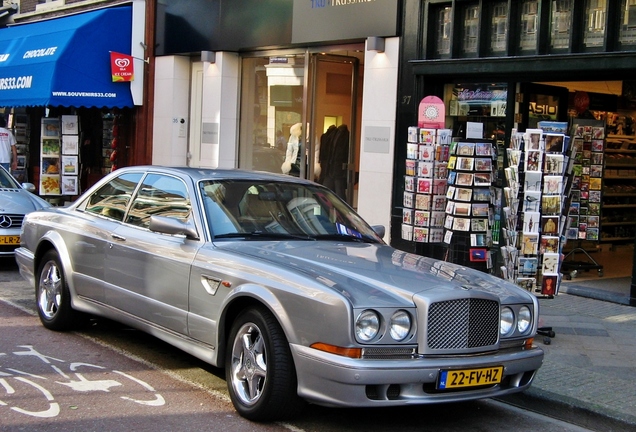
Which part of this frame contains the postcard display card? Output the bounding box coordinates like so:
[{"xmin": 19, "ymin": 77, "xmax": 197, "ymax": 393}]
[
  {"xmin": 442, "ymin": 138, "xmax": 497, "ymax": 270},
  {"xmin": 40, "ymin": 118, "xmax": 62, "ymax": 196},
  {"xmin": 501, "ymin": 124, "xmax": 573, "ymax": 297},
  {"xmin": 402, "ymin": 127, "xmax": 452, "ymax": 243},
  {"xmin": 60, "ymin": 115, "xmax": 80, "ymax": 196},
  {"xmin": 567, "ymin": 120, "xmax": 605, "ymax": 244}
]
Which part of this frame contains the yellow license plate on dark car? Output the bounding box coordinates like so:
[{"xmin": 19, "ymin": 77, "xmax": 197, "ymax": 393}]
[
  {"xmin": 438, "ymin": 366, "xmax": 503, "ymax": 389},
  {"xmin": 0, "ymin": 235, "xmax": 20, "ymax": 245}
]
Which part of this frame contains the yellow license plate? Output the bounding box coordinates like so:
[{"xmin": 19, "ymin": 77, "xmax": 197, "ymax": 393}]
[
  {"xmin": 438, "ymin": 366, "xmax": 503, "ymax": 389},
  {"xmin": 0, "ymin": 235, "xmax": 20, "ymax": 245}
]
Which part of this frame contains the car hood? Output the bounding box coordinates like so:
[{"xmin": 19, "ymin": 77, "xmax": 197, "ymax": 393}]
[
  {"xmin": 214, "ymin": 240, "xmax": 533, "ymax": 307},
  {"xmin": 0, "ymin": 188, "xmax": 50, "ymax": 213}
]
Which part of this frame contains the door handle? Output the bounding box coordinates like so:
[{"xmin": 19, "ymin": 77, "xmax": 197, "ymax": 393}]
[{"xmin": 111, "ymin": 233, "xmax": 126, "ymax": 241}]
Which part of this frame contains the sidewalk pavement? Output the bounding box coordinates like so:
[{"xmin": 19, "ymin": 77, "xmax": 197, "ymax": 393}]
[{"xmin": 498, "ymin": 292, "xmax": 636, "ymax": 431}]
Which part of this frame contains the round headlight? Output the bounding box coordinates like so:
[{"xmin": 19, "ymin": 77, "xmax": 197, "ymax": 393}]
[
  {"xmin": 500, "ymin": 307, "xmax": 514, "ymax": 336},
  {"xmin": 389, "ymin": 310, "xmax": 411, "ymax": 341},
  {"xmin": 517, "ymin": 306, "xmax": 532, "ymax": 333},
  {"xmin": 356, "ymin": 310, "xmax": 380, "ymax": 342}
]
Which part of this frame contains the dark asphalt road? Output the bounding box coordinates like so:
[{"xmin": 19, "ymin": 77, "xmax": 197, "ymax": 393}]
[
  {"xmin": 0, "ymin": 299, "xmax": 290, "ymax": 432},
  {"xmin": 1, "ymin": 258, "xmax": 596, "ymax": 431}
]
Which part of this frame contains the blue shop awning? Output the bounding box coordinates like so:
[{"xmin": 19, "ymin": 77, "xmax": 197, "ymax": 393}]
[{"xmin": 0, "ymin": 6, "xmax": 134, "ymax": 108}]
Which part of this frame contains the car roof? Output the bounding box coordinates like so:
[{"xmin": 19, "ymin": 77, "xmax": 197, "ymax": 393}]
[{"xmin": 114, "ymin": 166, "xmax": 316, "ymax": 185}]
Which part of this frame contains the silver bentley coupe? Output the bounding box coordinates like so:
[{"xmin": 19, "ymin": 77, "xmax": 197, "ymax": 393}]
[{"xmin": 15, "ymin": 166, "xmax": 544, "ymax": 421}]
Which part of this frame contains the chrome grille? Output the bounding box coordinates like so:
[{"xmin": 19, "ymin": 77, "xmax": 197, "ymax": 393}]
[
  {"xmin": 0, "ymin": 214, "xmax": 24, "ymax": 229},
  {"xmin": 427, "ymin": 298, "xmax": 499, "ymax": 350},
  {"xmin": 362, "ymin": 347, "xmax": 416, "ymax": 359}
]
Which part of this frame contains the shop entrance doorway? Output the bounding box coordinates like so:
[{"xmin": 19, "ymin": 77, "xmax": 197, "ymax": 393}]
[
  {"xmin": 237, "ymin": 48, "xmax": 363, "ymax": 208},
  {"xmin": 307, "ymin": 54, "xmax": 360, "ymax": 206},
  {"xmin": 519, "ymin": 83, "xmax": 569, "ymax": 130},
  {"xmin": 528, "ymin": 80, "xmax": 635, "ymax": 300}
]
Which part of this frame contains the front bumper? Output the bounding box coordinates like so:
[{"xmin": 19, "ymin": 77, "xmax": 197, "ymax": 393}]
[
  {"xmin": 0, "ymin": 229, "xmax": 21, "ymax": 256},
  {"xmin": 291, "ymin": 343, "xmax": 544, "ymax": 407},
  {"xmin": 14, "ymin": 246, "xmax": 35, "ymax": 287}
]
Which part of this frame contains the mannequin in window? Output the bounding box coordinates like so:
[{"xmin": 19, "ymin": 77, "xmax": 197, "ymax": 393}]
[
  {"xmin": 319, "ymin": 124, "xmax": 349, "ymax": 199},
  {"xmin": 281, "ymin": 122, "xmax": 302, "ymax": 176}
]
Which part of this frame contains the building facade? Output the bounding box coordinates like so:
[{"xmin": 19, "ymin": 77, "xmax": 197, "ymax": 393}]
[
  {"xmin": 5, "ymin": 1, "xmax": 636, "ymax": 304},
  {"xmin": 0, "ymin": 0, "xmax": 151, "ymax": 197},
  {"xmin": 395, "ymin": 0, "xmax": 636, "ymax": 304},
  {"xmin": 151, "ymin": 0, "xmax": 402, "ymax": 238}
]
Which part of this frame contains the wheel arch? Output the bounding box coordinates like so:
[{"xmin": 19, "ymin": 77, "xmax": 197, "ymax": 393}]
[
  {"xmin": 33, "ymin": 231, "xmax": 75, "ymax": 295},
  {"xmin": 217, "ymin": 286, "xmax": 296, "ymax": 369}
]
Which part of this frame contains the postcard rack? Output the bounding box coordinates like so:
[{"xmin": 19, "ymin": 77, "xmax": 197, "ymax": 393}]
[
  {"xmin": 559, "ymin": 119, "xmax": 605, "ymax": 279},
  {"xmin": 499, "ymin": 123, "xmax": 575, "ymax": 299},
  {"xmin": 401, "ymin": 127, "xmax": 453, "ymax": 244},
  {"xmin": 441, "ymin": 138, "xmax": 498, "ymax": 271},
  {"xmin": 38, "ymin": 116, "xmax": 81, "ymax": 197}
]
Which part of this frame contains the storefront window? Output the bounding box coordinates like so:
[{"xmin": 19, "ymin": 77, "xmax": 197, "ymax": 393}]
[
  {"xmin": 445, "ymin": 83, "xmax": 508, "ymax": 139},
  {"xmin": 583, "ymin": 0, "xmax": 607, "ymax": 48},
  {"xmin": 238, "ymin": 55, "xmax": 305, "ymax": 175},
  {"xmin": 461, "ymin": 4, "xmax": 479, "ymax": 56},
  {"xmin": 519, "ymin": 0, "xmax": 539, "ymax": 52},
  {"xmin": 435, "ymin": 6, "xmax": 453, "ymax": 57},
  {"xmin": 550, "ymin": 0, "xmax": 573, "ymax": 51},
  {"xmin": 489, "ymin": 2, "xmax": 508, "ymax": 54},
  {"xmin": 619, "ymin": 0, "xmax": 636, "ymax": 47}
]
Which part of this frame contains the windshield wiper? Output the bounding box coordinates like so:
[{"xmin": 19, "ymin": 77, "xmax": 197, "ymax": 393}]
[
  {"xmin": 310, "ymin": 233, "xmax": 378, "ymax": 243},
  {"xmin": 213, "ymin": 231, "xmax": 314, "ymax": 241}
]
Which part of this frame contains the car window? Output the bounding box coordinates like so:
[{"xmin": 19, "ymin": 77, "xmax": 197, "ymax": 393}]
[
  {"xmin": 199, "ymin": 180, "xmax": 382, "ymax": 242},
  {"xmin": 0, "ymin": 166, "xmax": 20, "ymax": 188},
  {"xmin": 85, "ymin": 173, "xmax": 143, "ymax": 221},
  {"xmin": 126, "ymin": 174, "xmax": 191, "ymax": 228},
  {"xmin": 200, "ymin": 183, "xmax": 242, "ymax": 236}
]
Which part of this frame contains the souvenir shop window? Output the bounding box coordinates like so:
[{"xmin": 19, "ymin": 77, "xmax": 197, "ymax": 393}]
[{"xmin": 444, "ymin": 83, "xmax": 508, "ymax": 139}]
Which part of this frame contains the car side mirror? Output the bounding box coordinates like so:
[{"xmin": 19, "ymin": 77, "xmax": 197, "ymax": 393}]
[
  {"xmin": 371, "ymin": 225, "xmax": 385, "ymax": 238},
  {"xmin": 149, "ymin": 215, "xmax": 200, "ymax": 240},
  {"xmin": 22, "ymin": 182, "xmax": 37, "ymax": 193}
]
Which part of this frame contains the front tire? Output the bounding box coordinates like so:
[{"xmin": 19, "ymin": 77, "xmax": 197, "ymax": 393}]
[
  {"xmin": 225, "ymin": 307, "xmax": 305, "ymax": 421},
  {"xmin": 36, "ymin": 250, "xmax": 83, "ymax": 331}
]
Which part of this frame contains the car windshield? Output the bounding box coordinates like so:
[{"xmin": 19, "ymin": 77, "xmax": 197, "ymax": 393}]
[
  {"xmin": 199, "ymin": 179, "xmax": 382, "ymax": 243},
  {"xmin": 0, "ymin": 166, "xmax": 21, "ymax": 188}
]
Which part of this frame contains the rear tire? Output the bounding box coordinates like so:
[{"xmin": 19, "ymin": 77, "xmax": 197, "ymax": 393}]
[
  {"xmin": 36, "ymin": 250, "xmax": 84, "ymax": 331},
  {"xmin": 225, "ymin": 307, "xmax": 305, "ymax": 421}
]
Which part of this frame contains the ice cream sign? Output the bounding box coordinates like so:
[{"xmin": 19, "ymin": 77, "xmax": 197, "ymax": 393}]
[{"xmin": 110, "ymin": 51, "xmax": 134, "ymax": 82}]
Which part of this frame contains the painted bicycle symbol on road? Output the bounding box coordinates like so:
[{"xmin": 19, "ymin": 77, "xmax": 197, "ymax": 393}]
[{"xmin": 0, "ymin": 345, "xmax": 165, "ymax": 418}]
